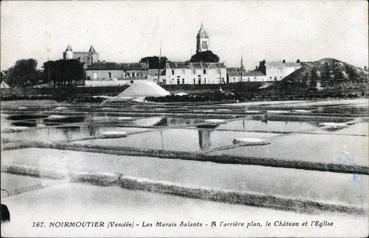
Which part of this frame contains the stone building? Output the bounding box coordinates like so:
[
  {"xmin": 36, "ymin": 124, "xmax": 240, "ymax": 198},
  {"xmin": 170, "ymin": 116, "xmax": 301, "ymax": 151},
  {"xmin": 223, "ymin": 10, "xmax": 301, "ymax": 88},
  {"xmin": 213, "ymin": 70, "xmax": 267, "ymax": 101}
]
[
  {"xmin": 227, "ymin": 68, "xmax": 267, "ymax": 83},
  {"xmin": 258, "ymin": 60, "xmax": 301, "ymax": 81},
  {"xmin": 147, "ymin": 69, "xmax": 166, "ymax": 83},
  {"xmin": 63, "ymin": 44, "xmax": 99, "ymax": 68},
  {"xmin": 85, "ymin": 62, "xmax": 149, "ymax": 86},
  {"xmin": 163, "ymin": 62, "xmax": 226, "ymax": 85}
]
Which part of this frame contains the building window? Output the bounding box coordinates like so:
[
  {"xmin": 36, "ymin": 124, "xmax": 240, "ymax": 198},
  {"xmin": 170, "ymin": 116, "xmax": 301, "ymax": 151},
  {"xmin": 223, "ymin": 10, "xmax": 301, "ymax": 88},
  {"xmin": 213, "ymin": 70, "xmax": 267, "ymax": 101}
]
[
  {"xmin": 204, "ymin": 78, "xmax": 206, "ymax": 84},
  {"xmin": 108, "ymin": 72, "xmax": 112, "ymax": 78},
  {"xmin": 182, "ymin": 78, "xmax": 185, "ymax": 84},
  {"xmin": 172, "ymin": 70, "xmax": 175, "ymax": 75},
  {"xmin": 203, "ymin": 69, "xmax": 206, "ymax": 74},
  {"xmin": 193, "ymin": 70, "xmax": 196, "ymax": 74},
  {"xmin": 202, "ymin": 41, "xmax": 207, "ymax": 49},
  {"xmin": 132, "ymin": 72, "xmax": 136, "ymax": 78},
  {"xmin": 193, "ymin": 78, "xmax": 196, "ymax": 84},
  {"xmin": 163, "ymin": 79, "xmax": 166, "ymax": 85},
  {"xmin": 177, "ymin": 76, "xmax": 180, "ymax": 85}
]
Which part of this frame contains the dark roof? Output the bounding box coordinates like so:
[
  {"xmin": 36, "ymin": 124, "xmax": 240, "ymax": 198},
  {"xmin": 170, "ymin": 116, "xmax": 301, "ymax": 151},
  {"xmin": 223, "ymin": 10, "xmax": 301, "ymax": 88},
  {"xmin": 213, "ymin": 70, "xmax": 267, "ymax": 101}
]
[
  {"xmin": 87, "ymin": 62, "xmax": 149, "ymax": 70},
  {"xmin": 227, "ymin": 69, "xmax": 265, "ymax": 77},
  {"xmin": 167, "ymin": 62, "xmax": 225, "ymax": 69},
  {"xmin": 65, "ymin": 44, "xmax": 72, "ymax": 51},
  {"xmin": 89, "ymin": 45, "xmax": 96, "ymax": 53},
  {"xmin": 197, "ymin": 23, "xmax": 209, "ymax": 38},
  {"xmin": 265, "ymin": 62, "xmax": 301, "ymax": 67}
]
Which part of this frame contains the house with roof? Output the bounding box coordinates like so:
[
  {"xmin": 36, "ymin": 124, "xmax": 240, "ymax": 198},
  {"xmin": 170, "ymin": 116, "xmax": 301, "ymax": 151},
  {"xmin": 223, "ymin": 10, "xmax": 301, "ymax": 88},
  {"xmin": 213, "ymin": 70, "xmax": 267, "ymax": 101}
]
[
  {"xmin": 163, "ymin": 62, "xmax": 226, "ymax": 85},
  {"xmin": 84, "ymin": 62, "xmax": 149, "ymax": 86},
  {"xmin": 257, "ymin": 60, "xmax": 301, "ymax": 81},
  {"xmin": 227, "ymin": 68, "xmax": 267, "ymax": 83}
]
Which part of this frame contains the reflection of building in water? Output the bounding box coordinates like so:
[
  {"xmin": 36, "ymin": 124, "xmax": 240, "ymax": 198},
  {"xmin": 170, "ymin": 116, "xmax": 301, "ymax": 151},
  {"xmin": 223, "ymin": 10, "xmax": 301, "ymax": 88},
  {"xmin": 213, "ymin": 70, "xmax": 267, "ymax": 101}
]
[
  {"xmin": 60, "ymin": 126, "xmax": 80, "ymax": 142},
  {"xmin": 198, "ymin": 129, "xmax": 212, "ymax": 151},
  {"xmin": 168, "ymin": 118, "xmax": 203, "ymax": 126},
  {"xmin": 87, "ymin": 123, "xmax": 97, "ymax": 136}
]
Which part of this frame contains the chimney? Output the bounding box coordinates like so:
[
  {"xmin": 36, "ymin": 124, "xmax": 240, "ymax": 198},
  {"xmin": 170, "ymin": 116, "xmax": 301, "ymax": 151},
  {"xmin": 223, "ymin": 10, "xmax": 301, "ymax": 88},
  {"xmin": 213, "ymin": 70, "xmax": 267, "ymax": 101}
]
[
  {"xmin": 282, "ymin": 59, "xmax": 286, "ymax": 63},
  {"xmin": 296, "ymin": 59, "xmax": 300, "ymax": 63}
]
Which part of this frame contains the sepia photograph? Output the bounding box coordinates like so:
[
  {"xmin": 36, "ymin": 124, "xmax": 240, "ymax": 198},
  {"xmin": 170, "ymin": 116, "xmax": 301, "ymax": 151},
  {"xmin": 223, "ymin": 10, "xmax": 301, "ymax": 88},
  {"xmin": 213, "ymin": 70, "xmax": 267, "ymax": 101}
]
[{"xmin": 1, "ymin": 0, "xmax": 368, "ymax": 237}]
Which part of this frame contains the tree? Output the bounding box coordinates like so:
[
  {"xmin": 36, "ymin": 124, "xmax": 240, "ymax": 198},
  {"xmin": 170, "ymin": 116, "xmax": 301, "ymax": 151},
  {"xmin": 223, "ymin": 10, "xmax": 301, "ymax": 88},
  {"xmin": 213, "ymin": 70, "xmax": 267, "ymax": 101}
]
[
  {"xmin": 309, "ymin": 68, "xmax": 318, "ymax": 88},
  {"xmin": 190, "ymin": 50, "xmax": 219, "ymax": 63},
  {"xmin": 5, "ymin": 59, "xmax": 39, "ymax": 87},
  {"xmin": 139, "ymin": 56, "xmax": 168, "ymax": 69},
  {"xmin": 43, "ymin": 59, "xmax": 85, "ymax": 88},
  {"xmin": 256, "ymin": 60, "xmax": 266, "ymax": 75}
]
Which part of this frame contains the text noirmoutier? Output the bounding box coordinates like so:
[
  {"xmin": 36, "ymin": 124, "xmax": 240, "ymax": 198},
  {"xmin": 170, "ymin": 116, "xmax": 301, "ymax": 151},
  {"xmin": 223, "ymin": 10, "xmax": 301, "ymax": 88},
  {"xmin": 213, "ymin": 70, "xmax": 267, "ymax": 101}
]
[{"xmin": 40, "ymin": 220, "xmax": 334, "ymax": 229}]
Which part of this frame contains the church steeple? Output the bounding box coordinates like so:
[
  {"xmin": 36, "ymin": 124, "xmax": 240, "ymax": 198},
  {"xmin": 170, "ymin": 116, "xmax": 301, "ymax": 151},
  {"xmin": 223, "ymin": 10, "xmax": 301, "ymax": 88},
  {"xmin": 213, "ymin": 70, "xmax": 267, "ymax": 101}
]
[
  {"xmin": 196, "ymin": 23, "xmax": 209, "ymax": 53},
  {"xmin": 197, "ymin": 23, "xmax": 209, "ymax": 39}
]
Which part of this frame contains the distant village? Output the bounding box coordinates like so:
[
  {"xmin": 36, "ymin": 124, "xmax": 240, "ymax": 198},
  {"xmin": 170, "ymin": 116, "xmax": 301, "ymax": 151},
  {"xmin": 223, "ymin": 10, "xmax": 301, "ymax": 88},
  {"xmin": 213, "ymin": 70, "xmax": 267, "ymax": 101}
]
[{"xmin": 61, "ymin": 23, "xmax": 302, "ymax": 87}]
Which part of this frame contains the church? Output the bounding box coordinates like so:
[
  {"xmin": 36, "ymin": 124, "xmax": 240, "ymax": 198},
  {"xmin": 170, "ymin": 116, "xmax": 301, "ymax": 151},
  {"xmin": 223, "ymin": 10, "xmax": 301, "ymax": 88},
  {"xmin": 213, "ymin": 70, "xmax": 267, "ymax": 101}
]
[{"xmin": 161, "ymin": 23, "xmax": 227, "ymax": 85}]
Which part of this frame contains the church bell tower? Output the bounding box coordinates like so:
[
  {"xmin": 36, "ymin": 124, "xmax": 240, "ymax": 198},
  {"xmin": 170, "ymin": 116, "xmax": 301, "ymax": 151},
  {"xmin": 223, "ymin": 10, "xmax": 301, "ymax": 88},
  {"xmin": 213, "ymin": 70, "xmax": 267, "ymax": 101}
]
[{"xmin": 196, "ymin": 23, "xmax": 209, "ymax": 53}]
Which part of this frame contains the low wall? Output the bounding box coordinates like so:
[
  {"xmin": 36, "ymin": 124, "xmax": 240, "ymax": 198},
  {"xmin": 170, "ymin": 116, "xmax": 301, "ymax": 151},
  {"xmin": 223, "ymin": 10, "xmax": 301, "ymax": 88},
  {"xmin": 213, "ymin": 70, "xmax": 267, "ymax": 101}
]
[
  {"xmin": 85, "ymin": 81, "xmax": 129, "ymax": 87},
  {"xmin": 0, "ymin": 85, "xmax": 129, "ymax": 100}
]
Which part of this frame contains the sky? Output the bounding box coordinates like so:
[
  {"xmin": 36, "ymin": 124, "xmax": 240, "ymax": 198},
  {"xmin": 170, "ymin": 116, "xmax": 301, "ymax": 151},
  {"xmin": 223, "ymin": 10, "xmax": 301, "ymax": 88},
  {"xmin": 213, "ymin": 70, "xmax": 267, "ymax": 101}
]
[{"xmin": 1, "ymin": 0, "xmax": 368, "ymax": 70}]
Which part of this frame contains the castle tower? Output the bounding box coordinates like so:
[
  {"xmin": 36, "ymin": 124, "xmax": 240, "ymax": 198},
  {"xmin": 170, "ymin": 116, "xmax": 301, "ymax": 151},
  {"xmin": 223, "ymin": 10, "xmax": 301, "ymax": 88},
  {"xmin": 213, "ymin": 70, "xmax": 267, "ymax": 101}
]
[
  {"xmin": 196, "ymin": 23, "xmax": 209, "ymax": 53},
  {"xmin": 63, "ymin": 44, "xmax": 74, "ymax": 60},
  {"xmin": 88, "ymin": 45, "xmax": 99, "ymax": 65}
]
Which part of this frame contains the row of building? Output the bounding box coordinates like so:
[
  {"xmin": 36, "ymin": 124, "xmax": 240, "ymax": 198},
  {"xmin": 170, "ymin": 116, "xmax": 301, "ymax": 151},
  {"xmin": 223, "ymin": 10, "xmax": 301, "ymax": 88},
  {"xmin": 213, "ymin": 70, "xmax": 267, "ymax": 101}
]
[{"xmin": 63, "ymin": 24, "xmax": 301, "ymax": 87}]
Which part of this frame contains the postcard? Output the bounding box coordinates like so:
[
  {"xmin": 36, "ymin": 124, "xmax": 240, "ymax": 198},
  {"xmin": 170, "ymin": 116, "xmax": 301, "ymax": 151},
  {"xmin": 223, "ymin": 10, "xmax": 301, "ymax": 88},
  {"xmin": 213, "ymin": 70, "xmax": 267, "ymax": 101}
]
[{"xmin": 1, "ymin": 0, "xmax": 368, "ymax": 237}]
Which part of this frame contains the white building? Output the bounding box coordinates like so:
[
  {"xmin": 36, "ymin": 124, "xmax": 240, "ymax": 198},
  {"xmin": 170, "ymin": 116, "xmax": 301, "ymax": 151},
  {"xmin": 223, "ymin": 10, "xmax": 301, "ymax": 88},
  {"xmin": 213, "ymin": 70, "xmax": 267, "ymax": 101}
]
[
  {"xmin": 163, "ymin": 62, "xmax": 227, "ymax": 85},
  {"xmin": 258, "ymin": 60, "xmax": 301, "ymax": 81}
]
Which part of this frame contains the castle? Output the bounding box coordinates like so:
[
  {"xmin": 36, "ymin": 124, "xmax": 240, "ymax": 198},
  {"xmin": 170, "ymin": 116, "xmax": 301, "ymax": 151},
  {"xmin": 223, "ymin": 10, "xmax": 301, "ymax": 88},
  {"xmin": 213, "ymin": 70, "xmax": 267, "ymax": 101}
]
[{"xmin": 63, "ymin": 44, "xmax": 99, "ymax": 68}]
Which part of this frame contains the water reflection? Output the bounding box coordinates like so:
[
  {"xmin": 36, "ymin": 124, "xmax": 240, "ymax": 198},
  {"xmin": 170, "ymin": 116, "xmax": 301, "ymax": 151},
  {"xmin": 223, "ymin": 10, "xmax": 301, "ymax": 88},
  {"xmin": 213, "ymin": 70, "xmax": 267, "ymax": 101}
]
[
  {"xmin": 198, "ymin": 129, "xmax": 212, "ymax": 151},
  {"xmin": 60, "ymin": 126, "xmax": 81, "ymax": 142}
]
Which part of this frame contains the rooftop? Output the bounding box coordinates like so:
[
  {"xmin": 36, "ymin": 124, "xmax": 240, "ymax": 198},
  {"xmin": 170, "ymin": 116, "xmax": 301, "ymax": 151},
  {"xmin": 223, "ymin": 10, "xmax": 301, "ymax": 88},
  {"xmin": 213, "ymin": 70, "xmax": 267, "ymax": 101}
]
[
  {"xmin": 265, "ymin": 61, "xmax": 301, "ymax": 67},
  {"xmin": 167, "ymin": 62, "xmax": 226, "ymax": 69},
  {"xmin": 87, "ymin": 62, "xmax": 149, "ymax": 70},
  {"xmin": 227, "ymin": 68, "xmax": 265, "ymax": 77},
  {"xmin": 197, "ymin": 23, "xmax": 209, "ymax": 38}
]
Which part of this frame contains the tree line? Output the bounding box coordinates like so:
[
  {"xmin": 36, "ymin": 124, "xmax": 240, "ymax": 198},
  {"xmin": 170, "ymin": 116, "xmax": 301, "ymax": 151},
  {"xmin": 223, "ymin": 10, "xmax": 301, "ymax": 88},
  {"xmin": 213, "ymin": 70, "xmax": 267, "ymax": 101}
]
[{"xmin": 1, "ymin": 58, "xmax": 85, "ymax": 88}]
